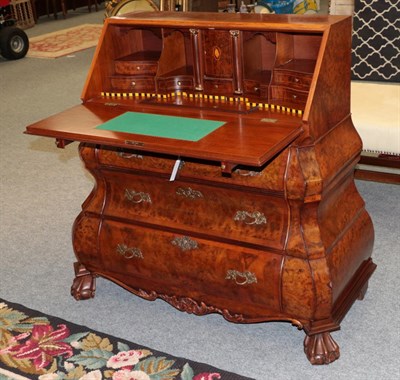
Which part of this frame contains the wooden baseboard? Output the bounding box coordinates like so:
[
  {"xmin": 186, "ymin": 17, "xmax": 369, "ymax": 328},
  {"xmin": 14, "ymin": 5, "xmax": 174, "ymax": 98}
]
[
  {"xmin": 359, "ymin": 154, "xmax": 400, "ymax": 169},
  {"xmin": 354, "ymin": 169, "xmax": 400, "ymax": 184},
  {"xmin": 355, "ymin": 153, "xmax": 400, "ymax": 184}
]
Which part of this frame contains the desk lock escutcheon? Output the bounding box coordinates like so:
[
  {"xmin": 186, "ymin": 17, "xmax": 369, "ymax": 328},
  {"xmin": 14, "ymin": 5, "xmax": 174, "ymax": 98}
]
[
  {"xmin": 226, "ymin": 270, "xmax": 257, "ymax": 286},
  {"xmin": 176, "ymin": 187, "xmax": 204, "ymax": 199},
  {"xmin": 171, "ymin": 236, "xmax": 199, "ymax": 251}
]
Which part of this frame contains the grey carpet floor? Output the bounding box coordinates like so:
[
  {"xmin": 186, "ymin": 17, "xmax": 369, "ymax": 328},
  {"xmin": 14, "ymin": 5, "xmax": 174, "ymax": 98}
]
[{"xmin": 1, "ymin": 7, "xmax": 399, "ymax": 380}]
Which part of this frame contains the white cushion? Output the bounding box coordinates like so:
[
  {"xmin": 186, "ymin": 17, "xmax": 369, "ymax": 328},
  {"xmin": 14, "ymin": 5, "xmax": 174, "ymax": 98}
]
[{"xmin": 351, "ymin": 81, "xmax": 400, "ymax": 155}]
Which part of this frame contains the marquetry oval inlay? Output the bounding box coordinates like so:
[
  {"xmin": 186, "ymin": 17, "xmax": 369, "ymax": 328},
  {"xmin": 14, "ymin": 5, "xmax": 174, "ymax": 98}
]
[{"xmin": 213, "ymin": 46, "xmax": 221, "ymax": 60}]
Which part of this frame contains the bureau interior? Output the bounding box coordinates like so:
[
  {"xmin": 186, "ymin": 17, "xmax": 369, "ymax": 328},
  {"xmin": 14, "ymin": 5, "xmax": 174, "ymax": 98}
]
[{"xmin": 82, "ymin": 22, "xmax": 323, "ymax": 114}]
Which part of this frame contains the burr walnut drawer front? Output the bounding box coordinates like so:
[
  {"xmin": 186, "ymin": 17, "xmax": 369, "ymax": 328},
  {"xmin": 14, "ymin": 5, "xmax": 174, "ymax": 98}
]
[
  {"xmin": 110, "ymin": 76, "xmax": 156, "ymax": 92},
  {"xmin": 156, "ymin": 76, "xmax": 194, "ymax": 92},
  {"xmin": 243, "ymin": 79, "xmax": 260, "ymax": 96},
  {"xmin": 98, "ymin": 147, "xmax": 176, "ymax": 174},
  {"xmin": 96, "ymin": 147, "xmax": 288, "ymax": 192},
  {"xmin": 273, "ymin": 71, "xmax": 312, "ymax": 90},
  {"xmin": 114, "ymin": 61, "xmax": 158, "ymax": 75},
  {"xmin": 243, "ymin": 80, "xmax": 270, "ymax": 97},
  {"xmin": 270, "ymin": 86, "xmax": 309, "ymax": 106},
  {"xmin": 203, "ymin": 79, "xmax": 234, "ymax": 94},
  {"xmin": 103, "ymin": 171, "xmax": 288, "ymax": 250},
  {"xmin": 99, "ymin": 219, "xmax": 282, "ymax": 311}
]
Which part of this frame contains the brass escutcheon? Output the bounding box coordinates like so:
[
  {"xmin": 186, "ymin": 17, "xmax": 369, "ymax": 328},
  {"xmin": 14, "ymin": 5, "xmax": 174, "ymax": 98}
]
[
  {"xmin": 116, "ymin": 244, "xmax": 143, "ymax": 259},
  {"xmin": 171, "ymin": 236, "xmax": 199, "ymax": 251},
  {"xmin": 226, "ymin": 270, "xmax": 257, "ymax": 286},
  {"xmin": 176, "ymin": 187, "xmax": 203, "ymax": 199}
]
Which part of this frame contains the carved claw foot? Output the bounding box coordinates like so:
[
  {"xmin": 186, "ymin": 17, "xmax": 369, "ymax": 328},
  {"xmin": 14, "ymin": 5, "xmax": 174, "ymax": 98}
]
[
  {"xmin": 71, "ymin": 262, "xmax": 96, "ymax": 300},
  {"xmin": 304, "ymin": 332, "xmax": 340, "ymax": 365}
]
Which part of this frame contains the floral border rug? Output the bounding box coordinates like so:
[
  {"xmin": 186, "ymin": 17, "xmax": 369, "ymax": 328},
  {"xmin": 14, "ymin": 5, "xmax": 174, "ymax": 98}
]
[
  {"xmin": 0, "ymin": 299, "xmax": 254, "ymax": 380},
  {"xmin": 27, "ymin": 24, "xmax": 103, "ymax": 59}
]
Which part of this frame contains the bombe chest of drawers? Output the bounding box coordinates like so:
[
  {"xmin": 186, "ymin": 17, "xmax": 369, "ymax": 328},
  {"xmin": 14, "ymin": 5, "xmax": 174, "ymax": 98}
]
[{"xmin": 26, "ymin": 12, "xmax": 376, "ymax": 365}]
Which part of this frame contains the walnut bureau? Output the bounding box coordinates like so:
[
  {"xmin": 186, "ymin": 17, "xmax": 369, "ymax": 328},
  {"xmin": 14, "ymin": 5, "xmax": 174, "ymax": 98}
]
[{"xmin": 25, "ymin": 12, "xmax": 376, "ymax": 365}]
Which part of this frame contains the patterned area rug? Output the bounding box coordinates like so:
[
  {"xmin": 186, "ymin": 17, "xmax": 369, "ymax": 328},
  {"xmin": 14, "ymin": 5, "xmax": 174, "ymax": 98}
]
[
  {"xmin": 27, "ymin": 24, "xmax": 103, "ymax": 59},
  {"xmin": 0, "ymin": 299, "xmax": 254, "ymax": 380}
]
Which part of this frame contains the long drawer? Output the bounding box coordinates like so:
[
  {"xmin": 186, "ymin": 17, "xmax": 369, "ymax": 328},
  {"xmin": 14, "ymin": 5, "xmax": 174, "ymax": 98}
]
[
  {"xmin": 96, "ymin": 146, "xmax": 288, "ymax": 192},
  {"xmin": 98, "ymin": 219, "xmax": 283, "ymax": 310},
  {"xmin": 102, "ymin": 170, "xmax": 288, "ymax": 250}
]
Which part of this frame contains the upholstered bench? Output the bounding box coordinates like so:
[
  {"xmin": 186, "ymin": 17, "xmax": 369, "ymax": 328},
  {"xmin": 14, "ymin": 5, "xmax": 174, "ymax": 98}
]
[{"xmin": 351, "ymin": 81, "xmax": 400, "ymax": 183}]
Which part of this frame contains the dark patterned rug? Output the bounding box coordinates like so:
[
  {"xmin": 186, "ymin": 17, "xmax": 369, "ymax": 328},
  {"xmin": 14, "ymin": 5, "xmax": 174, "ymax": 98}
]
[
  {"xmin": 0, "ymin": 299, "xmax": 254, "ymax": 380},
  {"xmin": 352, "ymin": 0, "xmax": 400, "ymax": 82}
]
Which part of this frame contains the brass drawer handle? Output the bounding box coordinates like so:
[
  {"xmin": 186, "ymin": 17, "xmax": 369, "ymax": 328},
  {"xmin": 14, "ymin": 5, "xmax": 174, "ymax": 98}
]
[
  {"xmin": 125, "ymin": 189, "xmax": 152, "ymax": 204},
  {"xmin": 226, "ymin": 270, "xmax": 257, "ymax": 286},
  {"xmin": 234, "ymin": 210, "xmax": 267, "ymax": 225},
  {"xmin": 116, "ymin": 151, "xmax": 144, "ymax": 160},
  {"xmin": 234, "ymin": 169, "xmax": 261, "ymax": 177},
  {"xmin": 116, "ymin": 244, "xmax": 143, "ymax": 259},
  {"xmin": 171, "ymin": 236, "xmax": 198, "ymax": 251},
  {"xmin": 176, "ymin": 187, "xmax": 203, "ymax": 199}
]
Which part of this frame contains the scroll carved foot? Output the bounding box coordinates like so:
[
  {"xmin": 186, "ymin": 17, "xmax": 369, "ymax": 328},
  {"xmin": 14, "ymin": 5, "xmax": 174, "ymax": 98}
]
[
  {"xmin": 71, "ymin": 262, "xmax": 96, "ymax": 300},
  {"xmin": 304, "ymin": 332, "xmax": 340, "ymax": 365}
]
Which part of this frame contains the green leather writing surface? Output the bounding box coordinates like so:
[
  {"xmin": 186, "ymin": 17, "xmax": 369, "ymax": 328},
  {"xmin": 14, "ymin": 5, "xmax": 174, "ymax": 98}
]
[{"xmin": 96, "ymin": 112, "xmax": 225, "ymax": 141}]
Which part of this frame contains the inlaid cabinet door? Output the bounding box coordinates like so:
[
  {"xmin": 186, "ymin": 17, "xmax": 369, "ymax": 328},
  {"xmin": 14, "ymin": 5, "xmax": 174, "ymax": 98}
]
[{"xmin": 202, "ymin": 30, "xmax": 234, "ymax": 79}]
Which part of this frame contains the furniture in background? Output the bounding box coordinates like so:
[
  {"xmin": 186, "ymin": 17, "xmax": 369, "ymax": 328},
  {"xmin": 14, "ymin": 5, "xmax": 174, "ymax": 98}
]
[
  {"xmin": 351, "ymin": 81, "xmax": 400, "ymax": 183},
  {"xmin": 328, "ymin": 0, "xmax": 353, "ymax": 15},
  {"xmin": 48, "ymin": 0, "xmax": 98, "ymax": 19},
  {"xmin": 26, "ymin": 12, "xmax": 376, "ymax": 365},
  {"xmin": 31, "ymin": 0, "xmax": 98, "ymax": 20},
  {"xmin": 330, "ymin": 0, "xmax": 400, "ymax": 183},
  {"xmin": 9, "ymin": 0, "xmax": 35, "ymax": 28},
  {"xmin": 105, "ymin": 0, "xmax": 218, "ymax": 17}
]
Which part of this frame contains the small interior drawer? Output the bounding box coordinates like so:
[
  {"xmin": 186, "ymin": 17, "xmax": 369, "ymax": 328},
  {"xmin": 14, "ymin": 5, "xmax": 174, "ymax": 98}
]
[{"xmin": 110, "ymin": 76, "xmax": 156, "ymax": 92}]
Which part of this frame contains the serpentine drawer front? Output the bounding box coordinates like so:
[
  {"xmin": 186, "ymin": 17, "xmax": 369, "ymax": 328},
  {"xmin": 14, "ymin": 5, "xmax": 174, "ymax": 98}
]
[
  {"xmin": 98, "ymin": 219, "xmax": 282, "ymax": 311},
  {"xmin": 102, "ymin": 170, "xmax": 288, "ymax": 250},
  {"xmin": 97, "ymin": 147, "xmax": 289, "ymax": 192}
]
